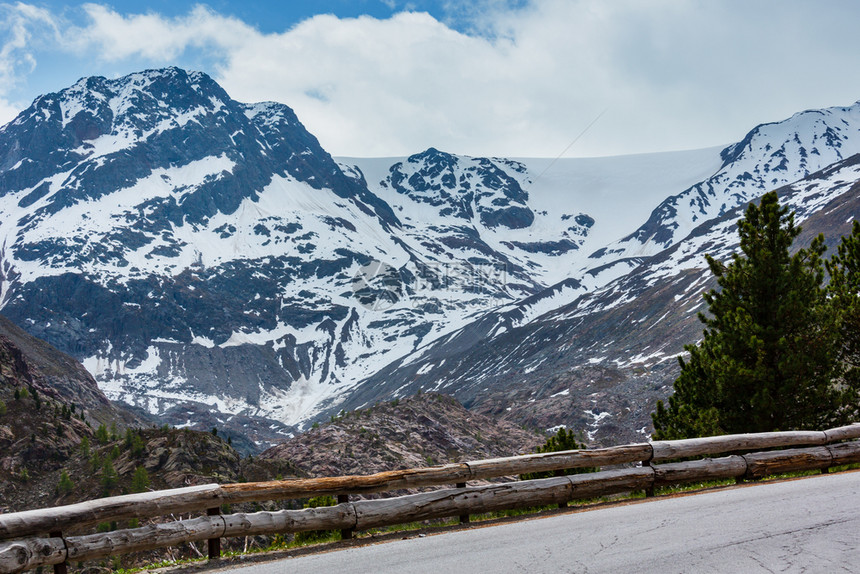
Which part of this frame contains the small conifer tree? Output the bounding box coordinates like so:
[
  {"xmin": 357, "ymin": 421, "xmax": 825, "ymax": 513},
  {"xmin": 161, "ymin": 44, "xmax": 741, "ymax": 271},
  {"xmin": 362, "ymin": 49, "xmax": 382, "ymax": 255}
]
[
  {"xmin": 57, "ymin": 470, "xmax": 74, "ymax": 495},
  {"xmin": 130, "ymin": 466, "xmax": 150, "ymax": 493},
  {"xmin": 101, "ymin": 459, "xmax": 118, "ymax": 495},
  {"xmin": 95, "ymin": 424, "xmax": 109, "ymax": 444}
]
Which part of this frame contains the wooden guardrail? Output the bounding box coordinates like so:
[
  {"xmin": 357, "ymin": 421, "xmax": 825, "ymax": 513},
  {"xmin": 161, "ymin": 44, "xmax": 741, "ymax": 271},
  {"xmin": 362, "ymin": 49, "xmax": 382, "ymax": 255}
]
[{"xmin": 1, "ymin": 424, "xmax": 859, "ymax": 573}]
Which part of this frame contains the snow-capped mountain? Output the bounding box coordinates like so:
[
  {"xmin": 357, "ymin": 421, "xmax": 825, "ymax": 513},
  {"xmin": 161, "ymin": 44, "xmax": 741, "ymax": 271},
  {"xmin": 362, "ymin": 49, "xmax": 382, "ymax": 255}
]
[
  {"xmin": 341, "ymin": 146, "xmax": 723, "ymax": 289},
  {"xmin": 594, "ymin": 104, "xmax": 860, "ymax": 263},
  {"xmin": 2, "ymin": 68, "xmax": 688, "ymax": 445},
  {"xmin": 326, "ymin": 103, "xmax": 860, "ymax": 443},
  {"xmin": 2, "ymin": 67, "xmax": 859, "ymax": 447},
  {"xmin": 334, "ymin": 153, "xmax": 860, "ymax": 445}
]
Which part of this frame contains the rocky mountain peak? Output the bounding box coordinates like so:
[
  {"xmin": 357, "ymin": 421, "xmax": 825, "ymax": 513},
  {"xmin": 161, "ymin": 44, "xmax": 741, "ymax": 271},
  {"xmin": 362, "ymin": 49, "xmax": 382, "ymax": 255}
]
[{"xmin": 386, "ymin": 147, "xmax": 534, "ymax": 229}]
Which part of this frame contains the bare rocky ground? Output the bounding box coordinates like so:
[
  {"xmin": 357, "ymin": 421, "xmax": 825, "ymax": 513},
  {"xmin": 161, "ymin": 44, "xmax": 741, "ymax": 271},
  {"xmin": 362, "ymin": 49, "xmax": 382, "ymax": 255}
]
[{"xmin": 258, "ymin": 392, "xmax": 545, "ymax": 477}]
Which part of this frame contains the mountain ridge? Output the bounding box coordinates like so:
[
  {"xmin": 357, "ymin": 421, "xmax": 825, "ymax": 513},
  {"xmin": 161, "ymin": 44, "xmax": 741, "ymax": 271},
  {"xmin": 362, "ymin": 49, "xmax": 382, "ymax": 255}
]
[{"xmin": 2, "ymin": 67, "xmax": 860, "ymax": 447}]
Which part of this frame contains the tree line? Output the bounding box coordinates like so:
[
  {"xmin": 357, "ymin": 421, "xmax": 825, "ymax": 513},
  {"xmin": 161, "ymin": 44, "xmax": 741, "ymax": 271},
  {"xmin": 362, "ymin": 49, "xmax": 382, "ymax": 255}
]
[{"xmin": 652, "ymin": 191, "xmax": 860, "ymax": 439}]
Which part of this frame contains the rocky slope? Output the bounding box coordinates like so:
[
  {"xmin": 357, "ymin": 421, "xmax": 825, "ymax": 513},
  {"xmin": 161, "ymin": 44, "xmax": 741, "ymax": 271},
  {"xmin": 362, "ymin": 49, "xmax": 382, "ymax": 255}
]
[
  {"xmin": 259, "ymin": 392, "xmax": 545, "ymax": 478},
  {"xmin": 0, "ymin": 313, "xmax": 141, "ymax": 429},
  {"xmin": 0, "ymin": 315, "xmax": 294, "ymax": 513}
]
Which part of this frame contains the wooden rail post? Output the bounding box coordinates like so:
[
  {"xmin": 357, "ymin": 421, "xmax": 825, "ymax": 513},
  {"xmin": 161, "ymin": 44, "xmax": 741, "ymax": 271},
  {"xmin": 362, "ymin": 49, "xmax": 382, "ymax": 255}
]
[
  {"xmin": 49, "ymin": 531, "xmax": 67, "ymax": 574},
  {"xmin": 554, "ymin": 470, "xmax": 568, "ymax": 507},
  {"xmin": 206, "ymin": 508, "xmax": 221, "ymax": 559},
  {"xmin": 456, "ymin": 483, "xmax": 470, "ymax": 524},
  {"xmin": 642, "ymin": 461, "xmax": 655, "ymax": 497},
  {"xmin": 337, "ymin": 495, "xmax": 353, "ymax": 539}
]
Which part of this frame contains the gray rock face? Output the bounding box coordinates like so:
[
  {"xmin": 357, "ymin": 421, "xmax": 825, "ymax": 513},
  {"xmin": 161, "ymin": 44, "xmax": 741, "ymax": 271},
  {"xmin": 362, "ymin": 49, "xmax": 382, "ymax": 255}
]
[{"xmin": 259, "ymin": 392, "xmax": 544, "ymax": 477}]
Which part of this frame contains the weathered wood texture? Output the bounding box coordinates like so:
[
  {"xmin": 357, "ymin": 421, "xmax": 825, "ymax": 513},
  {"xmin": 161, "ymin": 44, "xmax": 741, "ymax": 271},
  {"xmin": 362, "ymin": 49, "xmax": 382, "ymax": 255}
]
[
  {"xmin": 220, "ymin": 464, "xmax": 472, "ymax": 504},
  {"xmin": 352, "ymin": 477, "xmax": 573, "ymax": 529},
  {"xmin": 650, "ymin": 431, "xmax": 829, "ymax": 462},
  {"xmin": 743, "ymin": 446, "xmax": 833, "ymax": 479},
  {"xmin": 0, "ymin": 537, "xmax": 66, "ymax": 573},
  {"xmin": 465, "ymin": 444, "xmax": 652, "ymax": 480},
  {"xmin": 568, "ymin": 467, "xmax": 654, "ymax": 499},
  {"xmin": 827, "ymin": 440, "xmax": 860, "ymax": 465},
  {"xmin": 653, "ymin": 456, "xmax": 748, "ymax": 487},
  {"xmin": 221, "ymin": 505, "xmax": 357, "ymax": 539},
  {"xmin": 0, "ymin": 485, "xmax": 222, "ymax": 541},
  {"xmin": 220, "ymin": 444, "xmax": 653, "ymax": 504},
  {"xmin": 66, "ymin": 516, "xmax": 224, "ymax": 563},
  {"xmin": 823, "ymin": 423, "xmax": 860, "ymax": 443}
]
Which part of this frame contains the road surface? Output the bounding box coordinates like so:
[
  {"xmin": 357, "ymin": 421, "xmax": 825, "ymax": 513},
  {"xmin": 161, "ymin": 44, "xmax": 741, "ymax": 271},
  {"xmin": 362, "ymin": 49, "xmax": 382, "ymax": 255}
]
[{"xmin": 217, "ymin": 471, "xmax": 860, "ymax": 573}]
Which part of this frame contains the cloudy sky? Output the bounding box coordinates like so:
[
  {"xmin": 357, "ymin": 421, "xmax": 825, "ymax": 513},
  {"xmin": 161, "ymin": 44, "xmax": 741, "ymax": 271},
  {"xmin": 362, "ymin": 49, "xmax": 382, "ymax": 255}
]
[{"xmin": 2, "ymin": 0, "xmax": 860, "ymax": 158}]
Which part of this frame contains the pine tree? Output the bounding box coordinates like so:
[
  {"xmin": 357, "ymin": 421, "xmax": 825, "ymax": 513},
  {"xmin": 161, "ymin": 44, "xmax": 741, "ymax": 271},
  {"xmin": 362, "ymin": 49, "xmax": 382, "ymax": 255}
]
[
  {"xmin": 95, "ymin": 424, "xmax": 109, "ymax": 444},
  {"xmin": 57, "ymin": 470, "xmax": 74, "ymax": 496},
  {"xmin": 825, "ymin": 220, "xmax": 860, "ymax": 421},
  {"xmin": 652, "ymin": 192, "xmax": 841, "ymax": 439},
  {"xmin": 101, "ymin": 458, "xmax": 118, "ymax": 496},
  {"xmin": 130, "ymin": 466, "xmax": 150, "ymax": 494}
]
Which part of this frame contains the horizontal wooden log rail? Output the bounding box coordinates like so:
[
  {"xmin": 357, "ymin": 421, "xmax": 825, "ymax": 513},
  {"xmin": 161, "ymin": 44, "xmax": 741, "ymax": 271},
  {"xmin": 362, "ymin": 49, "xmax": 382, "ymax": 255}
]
[
  {"xmin": 0, "ymin": 486, "xmax": 222, "ymax": 540},
  {"xmin": 1, "ymin": 424, "xmax": 858, "ymax": 573}
]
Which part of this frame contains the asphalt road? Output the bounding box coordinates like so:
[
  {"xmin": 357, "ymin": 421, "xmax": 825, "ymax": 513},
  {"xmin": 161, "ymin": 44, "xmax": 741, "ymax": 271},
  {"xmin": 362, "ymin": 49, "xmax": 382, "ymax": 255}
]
[{"xmin": 217, "ymin": 471, "xmax": 860, "ymax": 573}]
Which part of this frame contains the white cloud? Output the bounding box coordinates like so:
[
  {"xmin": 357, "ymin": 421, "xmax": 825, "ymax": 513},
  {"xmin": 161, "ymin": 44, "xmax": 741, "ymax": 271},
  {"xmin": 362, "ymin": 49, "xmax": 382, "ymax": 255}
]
[
  {"xmin": 68, "ymin": 3, "xmax": 251, "ymax": 61},
  {"xmin": 2, "ymin": 1, "xmax": 860, "ymax": 158},
  {"xmin": 0, "ymin": 2, "xmax": 61, "ymax": 123}
]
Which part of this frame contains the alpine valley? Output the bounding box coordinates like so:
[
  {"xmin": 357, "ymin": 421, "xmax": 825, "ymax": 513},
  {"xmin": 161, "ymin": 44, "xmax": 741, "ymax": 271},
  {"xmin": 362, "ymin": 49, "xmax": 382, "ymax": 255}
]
[{"xmin": 1, "ymin": 67, "xmax": 859, "ymax": 450}]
